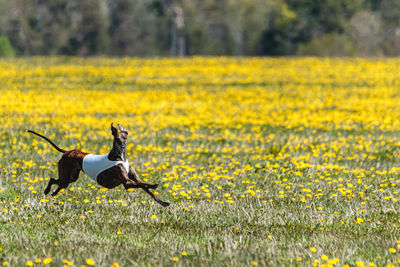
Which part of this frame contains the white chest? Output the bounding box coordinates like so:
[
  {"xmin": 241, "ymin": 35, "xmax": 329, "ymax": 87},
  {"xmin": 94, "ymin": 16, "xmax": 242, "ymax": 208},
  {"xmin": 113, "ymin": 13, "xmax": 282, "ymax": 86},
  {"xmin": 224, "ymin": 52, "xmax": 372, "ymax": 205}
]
[{"xmin": 82, "ymin": 153, "xmax": 129, "ymax": 182}]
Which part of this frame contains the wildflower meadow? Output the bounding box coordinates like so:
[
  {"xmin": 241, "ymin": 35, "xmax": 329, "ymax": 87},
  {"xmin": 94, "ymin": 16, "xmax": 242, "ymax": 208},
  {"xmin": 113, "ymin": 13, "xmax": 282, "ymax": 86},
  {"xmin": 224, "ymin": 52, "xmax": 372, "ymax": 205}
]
[{"xmin": 1, "ymin": 57, "xmax": 400, "ymax": 266}]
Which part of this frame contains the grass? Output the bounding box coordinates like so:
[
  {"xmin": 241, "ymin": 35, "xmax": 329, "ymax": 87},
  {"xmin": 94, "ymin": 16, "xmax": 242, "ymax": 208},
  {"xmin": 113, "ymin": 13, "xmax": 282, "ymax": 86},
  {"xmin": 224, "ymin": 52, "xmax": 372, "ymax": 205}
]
[{"xmin": 1, "ymin": 57, "xmax": 400, "ymax": 266}]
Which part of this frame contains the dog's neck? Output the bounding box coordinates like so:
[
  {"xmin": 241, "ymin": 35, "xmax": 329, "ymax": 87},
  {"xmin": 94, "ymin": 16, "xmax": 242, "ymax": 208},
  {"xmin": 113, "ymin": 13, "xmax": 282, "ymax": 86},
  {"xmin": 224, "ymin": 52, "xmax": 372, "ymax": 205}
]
[{"xmin": 108, "ymin": 141, "xmax": 126, "ymax": 161}]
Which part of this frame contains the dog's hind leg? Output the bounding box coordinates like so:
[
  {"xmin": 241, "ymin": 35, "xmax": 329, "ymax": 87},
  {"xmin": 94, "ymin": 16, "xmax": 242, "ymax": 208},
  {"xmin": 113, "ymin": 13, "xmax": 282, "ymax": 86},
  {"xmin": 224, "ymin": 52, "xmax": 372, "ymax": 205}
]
[
  {"xmin": 51, "ymin": 186, "xmax": 64, "ymax": 196},
  {"xmin": 44, "ymin": 178, "xmax": 58, "ymax": 195},
  {"xmin": 44, "ymin": 160, "xmax": 65, "ymax": 195},
  {"xmin": 49, "ymin": 159, "xmax": 72, "ymax": 197}
]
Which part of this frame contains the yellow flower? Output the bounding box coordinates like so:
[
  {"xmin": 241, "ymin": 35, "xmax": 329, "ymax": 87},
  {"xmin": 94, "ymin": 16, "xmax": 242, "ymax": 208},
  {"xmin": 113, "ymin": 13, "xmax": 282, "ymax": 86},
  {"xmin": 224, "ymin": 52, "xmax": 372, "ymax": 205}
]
[
  {"xmin": 151, "ymin": 215, "xmax": 157, "ymax": 220},
  {"xmin": 172, "ymin": 257, "xmax": 179, "ymax": 262},
  {"xmin": 252, "ymin": 261, "xmax": 258, "ymax": 266},
  {"xmin": 321, "ymin": 254, "xmax": 328, "ymax": 261},
  {"xmin": 43, "ymin": 257, "xmax": 52, "ymax": 265},
  {"xmin": 63, "ymin": 259, "xmax": 74, "ymax": 266},
  {"xmin": 181, "ymin": 251, "xmax": 187, "ymax": 256},
  {"xmin": 389, "ymin": 248, "xmax": 396, "ymax": 253},
  {"xmin": 86, "ymin": 258, "xmax": 95, "ymax": 266},
  {"xmin": 26, "ymin": 261, "xmax": 33, "ymax": 266},
  {"xmin": 310, "ymin": 246, "xmax": 317, "ymax": 252}
]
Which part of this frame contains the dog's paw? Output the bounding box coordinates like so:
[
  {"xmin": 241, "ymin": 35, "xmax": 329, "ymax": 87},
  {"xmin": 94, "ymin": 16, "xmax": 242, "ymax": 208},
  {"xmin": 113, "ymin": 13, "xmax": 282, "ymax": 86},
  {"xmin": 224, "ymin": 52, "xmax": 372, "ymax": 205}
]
[{"xmin": 160, "ymin": 201, "xmax": 170, "ymax": 207}]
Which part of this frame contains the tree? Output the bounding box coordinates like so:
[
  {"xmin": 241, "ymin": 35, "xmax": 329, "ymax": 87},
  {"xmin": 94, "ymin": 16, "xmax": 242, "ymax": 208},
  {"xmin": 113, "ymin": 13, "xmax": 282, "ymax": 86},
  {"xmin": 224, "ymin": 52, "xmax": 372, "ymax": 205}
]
[
  {"xmin": 109, "ymin": 0, "xmax": 158, "ymax": 56},
  {"xmin": 346, "ymin": 11, "xmax": 382, "ymax": 56},
  {"xmin": 64, "ymin": 0, "xmax": 109, "ymax": 56},
  {"xmin": 378, "ymin": 0, "xmax": 400, "ymax": 56},
  {"xmin": 0, "ymin": 35, "xmax": 16, "ymax": 57}
]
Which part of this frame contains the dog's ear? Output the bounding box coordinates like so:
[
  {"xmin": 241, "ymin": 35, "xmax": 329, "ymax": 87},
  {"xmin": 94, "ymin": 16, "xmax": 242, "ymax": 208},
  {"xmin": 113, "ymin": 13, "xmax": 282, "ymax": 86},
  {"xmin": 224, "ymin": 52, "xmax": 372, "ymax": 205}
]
[
  {"xmin": 111, "ymin": 123, "xmax": 118, "ymax": 136},
  {"xmin": 118, "ymin": 124, "xmax": 128, "ymax": 134}
]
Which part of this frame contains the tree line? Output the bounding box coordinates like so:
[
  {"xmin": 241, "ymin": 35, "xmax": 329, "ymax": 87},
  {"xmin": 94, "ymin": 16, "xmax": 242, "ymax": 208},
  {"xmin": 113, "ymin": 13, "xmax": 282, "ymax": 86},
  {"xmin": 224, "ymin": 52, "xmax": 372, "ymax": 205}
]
[{"xmin": 0, "ymin": 0, "xmax": 399, "ymax": 57}]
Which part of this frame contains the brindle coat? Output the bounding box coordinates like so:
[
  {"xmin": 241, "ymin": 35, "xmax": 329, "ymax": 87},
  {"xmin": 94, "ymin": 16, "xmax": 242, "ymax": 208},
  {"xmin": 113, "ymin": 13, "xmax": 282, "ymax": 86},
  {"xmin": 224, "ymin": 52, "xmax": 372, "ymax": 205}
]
[{"xmin": 27, "ymin": 123, "xmax": 170, "ymax": 207}]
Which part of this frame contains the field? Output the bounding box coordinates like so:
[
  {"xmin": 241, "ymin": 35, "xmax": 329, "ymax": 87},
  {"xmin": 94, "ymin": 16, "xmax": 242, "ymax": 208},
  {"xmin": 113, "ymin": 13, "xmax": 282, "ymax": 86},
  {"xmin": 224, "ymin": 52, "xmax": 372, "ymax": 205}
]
[{"xmin": 1, "ymin": 57, "xmax": 400, "ymax": 266}]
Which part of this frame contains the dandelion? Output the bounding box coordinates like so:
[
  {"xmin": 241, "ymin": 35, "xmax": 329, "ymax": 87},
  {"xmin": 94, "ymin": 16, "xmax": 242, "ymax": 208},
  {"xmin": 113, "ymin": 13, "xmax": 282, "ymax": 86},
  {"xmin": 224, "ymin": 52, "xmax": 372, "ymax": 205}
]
[
  {"xmin": 310, "ymin": 247, "xmax": 317, "ymax": 252},
  {"xmin": 26, "ymin": 261, "xmax": 33, "ymax": 266},
  {"xmin": 43, "ymin": 257, "xmax": 52, "ymax": 265},
  {"xmin": 63, "ymin": 259, "xmax": 73, "ymax": 266},
  {"xmin": 151, "ymin": 215, "xmax": 157, "ymax": 220},
  {"xmin": 86, "ymin": 258, "xmax": 95, "ymax": 266},
  {"xmin": 172, "ymin": 257, "xmax": 179, "ymax": 262}
]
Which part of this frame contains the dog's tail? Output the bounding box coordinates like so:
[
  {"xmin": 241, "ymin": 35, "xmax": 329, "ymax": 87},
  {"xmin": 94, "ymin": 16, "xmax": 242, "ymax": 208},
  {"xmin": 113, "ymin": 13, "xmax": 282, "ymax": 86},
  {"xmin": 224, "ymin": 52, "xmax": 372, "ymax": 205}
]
[{"xmin": 27, "ymin": 130, "xmax": 66, "ymax": 153}]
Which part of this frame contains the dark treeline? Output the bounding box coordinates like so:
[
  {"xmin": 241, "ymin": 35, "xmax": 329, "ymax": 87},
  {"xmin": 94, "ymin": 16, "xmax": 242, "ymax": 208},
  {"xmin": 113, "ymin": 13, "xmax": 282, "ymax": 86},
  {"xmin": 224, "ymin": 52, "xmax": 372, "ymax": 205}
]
[{"xmin": 0, "ymin": 0, "xmax": 399, "ymax": 57}]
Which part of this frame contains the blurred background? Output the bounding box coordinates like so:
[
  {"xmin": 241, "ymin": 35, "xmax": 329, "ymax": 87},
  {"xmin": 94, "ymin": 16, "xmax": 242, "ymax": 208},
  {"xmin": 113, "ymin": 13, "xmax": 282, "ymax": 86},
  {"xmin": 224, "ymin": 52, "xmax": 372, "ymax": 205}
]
[{"xmin": 0, "ymin": 0, "xmax": 399, "ymax": 57}]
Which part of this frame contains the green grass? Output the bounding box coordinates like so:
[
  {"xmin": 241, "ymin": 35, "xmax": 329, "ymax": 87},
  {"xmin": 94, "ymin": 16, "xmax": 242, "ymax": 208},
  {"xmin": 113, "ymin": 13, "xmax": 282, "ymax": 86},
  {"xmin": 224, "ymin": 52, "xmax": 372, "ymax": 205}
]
[
  {"xmin": 1, "ymin": 126, "xmax": 400, "ymax": 266},
  {"xmin": 1, "ymin": 57, "xmax": 400, "ymax": 266}
]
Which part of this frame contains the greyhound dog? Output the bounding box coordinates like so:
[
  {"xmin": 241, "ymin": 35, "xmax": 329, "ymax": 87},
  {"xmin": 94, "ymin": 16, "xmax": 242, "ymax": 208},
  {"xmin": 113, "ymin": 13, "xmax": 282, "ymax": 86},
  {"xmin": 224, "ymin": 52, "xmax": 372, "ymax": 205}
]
[{"xmin": 27, "ymin": 123, "xmax": 170, "ymax": 207}]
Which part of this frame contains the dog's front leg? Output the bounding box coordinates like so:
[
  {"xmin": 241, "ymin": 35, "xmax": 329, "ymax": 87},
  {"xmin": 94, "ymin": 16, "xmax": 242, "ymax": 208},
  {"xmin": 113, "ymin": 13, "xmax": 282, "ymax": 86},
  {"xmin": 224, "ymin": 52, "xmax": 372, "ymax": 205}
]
[
  {"xmin": 126, "ymin": 165, "xmax": 170, "ymax": 207},
  {"xmin": 128, "ymin": 165, "xmax": 158, "ymax": 189}
]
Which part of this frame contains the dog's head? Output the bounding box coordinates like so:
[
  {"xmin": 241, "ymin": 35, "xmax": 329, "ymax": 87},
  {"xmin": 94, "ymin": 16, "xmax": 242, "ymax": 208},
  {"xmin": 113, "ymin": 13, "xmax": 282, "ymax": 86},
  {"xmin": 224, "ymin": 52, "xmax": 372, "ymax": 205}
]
[{"xmin": 111, "ymin": 123, "xmax": 128, "ymax": 157}]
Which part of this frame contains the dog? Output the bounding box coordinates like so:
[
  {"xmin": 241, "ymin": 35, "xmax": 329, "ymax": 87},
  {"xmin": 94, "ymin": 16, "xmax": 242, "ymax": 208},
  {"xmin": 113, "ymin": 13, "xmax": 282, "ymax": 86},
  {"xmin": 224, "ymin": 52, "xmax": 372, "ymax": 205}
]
[{"xmin": 27, "ymin": 123, "xmax": 170, "ymax": 207}]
